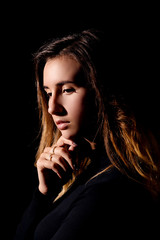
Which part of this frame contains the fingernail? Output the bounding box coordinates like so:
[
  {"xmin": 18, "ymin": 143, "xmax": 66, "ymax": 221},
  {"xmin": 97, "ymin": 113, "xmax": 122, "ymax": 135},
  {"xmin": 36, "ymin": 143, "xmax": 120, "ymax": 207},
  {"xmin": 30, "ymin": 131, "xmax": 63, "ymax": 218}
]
[{"xmin": 72, "ymin": 142, "xmax": 78, "ymax": 147}]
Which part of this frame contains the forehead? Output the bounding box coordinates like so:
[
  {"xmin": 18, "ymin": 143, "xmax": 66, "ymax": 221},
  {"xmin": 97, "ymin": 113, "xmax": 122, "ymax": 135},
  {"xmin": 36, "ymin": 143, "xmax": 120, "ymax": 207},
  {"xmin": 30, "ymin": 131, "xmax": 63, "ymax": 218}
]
[{"xmin": 43, "ymin": 56, "xmax": 81, "ymax": 85}]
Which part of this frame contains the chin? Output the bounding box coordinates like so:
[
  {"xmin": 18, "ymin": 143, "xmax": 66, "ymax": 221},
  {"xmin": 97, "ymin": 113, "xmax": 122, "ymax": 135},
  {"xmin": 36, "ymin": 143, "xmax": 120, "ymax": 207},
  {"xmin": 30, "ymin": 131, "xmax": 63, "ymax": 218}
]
[{"xmin": 61, "ymin": 130, "xmax": 78, "ymax": 141}]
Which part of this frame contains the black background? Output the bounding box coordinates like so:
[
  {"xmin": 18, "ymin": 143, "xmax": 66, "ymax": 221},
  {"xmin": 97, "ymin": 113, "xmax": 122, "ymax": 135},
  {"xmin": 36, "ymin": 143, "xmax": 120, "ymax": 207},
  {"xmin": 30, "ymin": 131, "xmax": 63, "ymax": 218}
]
[{"xmin": 1, "ymin": 3, "xmax": 159, "ymax": 239}]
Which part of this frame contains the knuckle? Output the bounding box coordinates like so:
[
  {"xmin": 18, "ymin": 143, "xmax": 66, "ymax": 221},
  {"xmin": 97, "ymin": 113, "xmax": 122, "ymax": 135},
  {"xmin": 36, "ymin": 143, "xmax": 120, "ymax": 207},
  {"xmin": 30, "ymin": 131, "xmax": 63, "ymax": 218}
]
[
  {"xmin": 54, "ymin": 146, "xmax": 70, "ymax": 157},
  {"xmin": 44, "ymin": 147, "xmax": 50, "ymax": 152},
  {"xmin": 54, "ymin": 146, "xmax": 62, "ymax": 154},
  {"xmin": 40, "ymin": 152, "xmax": 46, "ymax": 158}
]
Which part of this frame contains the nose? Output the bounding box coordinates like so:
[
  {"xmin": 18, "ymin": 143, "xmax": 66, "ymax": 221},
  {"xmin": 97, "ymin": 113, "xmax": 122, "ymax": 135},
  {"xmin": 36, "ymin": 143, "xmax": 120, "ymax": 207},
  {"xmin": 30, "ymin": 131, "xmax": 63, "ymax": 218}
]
[{"xmin": 48, "ymin": 93, "xmax": 66, "ymax": 116}]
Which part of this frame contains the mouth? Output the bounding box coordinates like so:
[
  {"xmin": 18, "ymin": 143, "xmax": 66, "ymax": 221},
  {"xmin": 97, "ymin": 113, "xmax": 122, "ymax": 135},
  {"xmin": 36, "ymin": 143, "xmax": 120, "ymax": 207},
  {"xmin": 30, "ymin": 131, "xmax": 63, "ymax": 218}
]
[{"xmin": 56, "ymin": 120, "xmax": 70, "ymax": 130}]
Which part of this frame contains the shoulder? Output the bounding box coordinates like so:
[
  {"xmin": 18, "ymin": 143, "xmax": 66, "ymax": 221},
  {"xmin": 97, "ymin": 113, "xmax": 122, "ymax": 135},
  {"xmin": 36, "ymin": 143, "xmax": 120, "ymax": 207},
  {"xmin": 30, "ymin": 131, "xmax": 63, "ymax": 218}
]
[
  {"xmin": 80, "ymin": 167, "xmax": 159, "ymax": 237},
  {"xmin": 83, "ymin": 166, "xmax": 130, "ymax": 196},
  {"xmin": 81, "ymin": 166, "xmax": 157, "ymax": 212}
]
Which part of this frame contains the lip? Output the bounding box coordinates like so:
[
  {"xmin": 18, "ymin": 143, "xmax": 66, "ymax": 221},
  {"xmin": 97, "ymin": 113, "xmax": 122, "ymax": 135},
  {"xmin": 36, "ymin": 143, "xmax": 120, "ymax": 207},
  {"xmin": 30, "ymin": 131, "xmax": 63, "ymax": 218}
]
[{"xmin": 56, "ymin": 120, "xmax": 70, "ymax": 130}]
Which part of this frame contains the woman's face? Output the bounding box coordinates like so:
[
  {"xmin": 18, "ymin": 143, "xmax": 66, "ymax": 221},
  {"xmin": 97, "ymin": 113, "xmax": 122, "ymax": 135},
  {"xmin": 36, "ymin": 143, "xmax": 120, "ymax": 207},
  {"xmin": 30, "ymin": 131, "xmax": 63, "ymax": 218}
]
[{"xmin": 43, "ymin": 56, "xmax": 91, "ymax": 141}]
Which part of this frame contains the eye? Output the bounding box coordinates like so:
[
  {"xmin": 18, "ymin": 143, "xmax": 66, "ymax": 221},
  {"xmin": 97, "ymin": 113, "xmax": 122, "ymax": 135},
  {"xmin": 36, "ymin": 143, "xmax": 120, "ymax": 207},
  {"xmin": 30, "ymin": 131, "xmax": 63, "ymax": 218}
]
[
  {"xmin": 44, "ymin": 91, "xmax": 52, "ymax": 100},
  {"xmin": 63, "ymin": 88, "xmax": 75, "ymax": 94}
]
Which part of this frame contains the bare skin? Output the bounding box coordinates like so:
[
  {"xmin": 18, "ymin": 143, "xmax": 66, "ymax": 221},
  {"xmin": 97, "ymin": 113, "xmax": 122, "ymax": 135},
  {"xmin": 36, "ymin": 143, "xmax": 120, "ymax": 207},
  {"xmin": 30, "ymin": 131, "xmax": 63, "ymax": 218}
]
[
  {"xmin": 37, "ymin": 136, "xmax": 77, "ymax": 195},
  {"xmin": 36, "ymin": 56, "xmax": 89, "ymax": 195}
]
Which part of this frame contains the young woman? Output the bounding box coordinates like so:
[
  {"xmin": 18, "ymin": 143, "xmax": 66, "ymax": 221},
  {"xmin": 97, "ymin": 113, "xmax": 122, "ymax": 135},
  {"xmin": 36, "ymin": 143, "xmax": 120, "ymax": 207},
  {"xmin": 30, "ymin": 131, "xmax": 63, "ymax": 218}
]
[{"xmin": 14, "ymin": 29, "xmax": 160, "ymax": 239}]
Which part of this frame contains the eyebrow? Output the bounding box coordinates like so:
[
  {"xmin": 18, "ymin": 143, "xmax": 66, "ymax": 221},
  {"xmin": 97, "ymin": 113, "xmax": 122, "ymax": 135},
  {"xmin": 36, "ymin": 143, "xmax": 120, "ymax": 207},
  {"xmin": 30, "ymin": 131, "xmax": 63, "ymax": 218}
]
[{"xmin": 43, "ymin": 80, "xmax": 75, "ymax": 89}]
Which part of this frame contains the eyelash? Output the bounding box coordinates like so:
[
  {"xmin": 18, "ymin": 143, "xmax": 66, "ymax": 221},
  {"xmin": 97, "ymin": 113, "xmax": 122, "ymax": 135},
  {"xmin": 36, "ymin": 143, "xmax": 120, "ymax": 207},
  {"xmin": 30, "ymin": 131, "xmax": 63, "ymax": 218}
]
[
  {"xmin": 45, "ymin": 88, "xmax": 75, "ymax": 99},
  {"xmin": 62, "ymin": 88, "xmax": 75, "ymax": 94},
  {"xmin": 45, "ymin": 92, "xmax": 52, "ymax": 99}
]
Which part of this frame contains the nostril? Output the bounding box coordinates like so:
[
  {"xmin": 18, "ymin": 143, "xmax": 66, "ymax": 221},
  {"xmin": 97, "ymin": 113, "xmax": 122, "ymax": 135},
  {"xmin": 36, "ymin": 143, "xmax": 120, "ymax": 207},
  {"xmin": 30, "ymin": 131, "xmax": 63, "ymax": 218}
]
[
  {"xmin": 47, "ymin": 94, "xmax": 67, "ymax": 116},
  {"xmin": 48, "ymin": 105, "xmax": 67, "ymax": 116}
]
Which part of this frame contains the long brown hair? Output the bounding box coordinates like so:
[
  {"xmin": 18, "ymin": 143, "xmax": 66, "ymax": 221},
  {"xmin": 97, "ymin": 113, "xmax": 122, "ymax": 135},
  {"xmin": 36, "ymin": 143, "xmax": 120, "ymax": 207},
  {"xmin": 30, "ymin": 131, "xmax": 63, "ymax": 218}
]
[{"xmin": 33, "ymin": 29, "xmax": 160, "ymax": 197}]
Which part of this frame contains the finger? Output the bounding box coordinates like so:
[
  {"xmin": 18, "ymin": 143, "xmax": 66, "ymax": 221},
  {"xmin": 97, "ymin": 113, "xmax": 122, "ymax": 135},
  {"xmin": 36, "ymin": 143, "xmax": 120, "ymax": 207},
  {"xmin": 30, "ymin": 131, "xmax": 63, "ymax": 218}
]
[
  {"xmin": 37, "ymin": 158, "xmax": 62, "ymax": 179},
  {"xmin": 68, "ymin": 145, "xmax": 77, "ymax": 151},
  {"xmin": 37, "ymin": 158, "xmax": 58, "ymax": 173},
  {"xmin": 44, "ymin": 147, "xmax": 53, "ymax": 153},
  {"xmin": 40, "ymin": 151, "xmax": 69, "ymax": 172},
  {"xmin": 54, "ymin": 147, "xmax": 74, "ymax": 170},
  {"xmin": 41, "ymin": 152, "xmax": 52, "ymax": 161},
  {"xmin": 56, "ymin": 136, "xmax": 78, "ymax": 149},
  {"xmin": 51, "ymin": 154, "xmax": 69, "ymax": 172}
]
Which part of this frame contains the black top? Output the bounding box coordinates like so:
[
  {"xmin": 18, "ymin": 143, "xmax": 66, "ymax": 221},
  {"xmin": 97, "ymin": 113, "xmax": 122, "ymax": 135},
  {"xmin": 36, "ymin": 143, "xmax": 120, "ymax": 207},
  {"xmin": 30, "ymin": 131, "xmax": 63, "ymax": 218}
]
[{"xmin": 14, "ymin": 154, "xmax": 159, "ymax": 239}]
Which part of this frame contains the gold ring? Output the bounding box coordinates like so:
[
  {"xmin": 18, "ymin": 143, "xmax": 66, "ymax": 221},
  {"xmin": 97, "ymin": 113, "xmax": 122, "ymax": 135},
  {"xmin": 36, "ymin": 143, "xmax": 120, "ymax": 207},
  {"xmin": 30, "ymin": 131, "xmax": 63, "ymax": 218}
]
[
  {"xmin": 51, "ymin": 145, "xmax": 57, "ymax": 153},
  {"xmin": 53, "ymin": 145, "xmax": 57, "ymax": 151}
]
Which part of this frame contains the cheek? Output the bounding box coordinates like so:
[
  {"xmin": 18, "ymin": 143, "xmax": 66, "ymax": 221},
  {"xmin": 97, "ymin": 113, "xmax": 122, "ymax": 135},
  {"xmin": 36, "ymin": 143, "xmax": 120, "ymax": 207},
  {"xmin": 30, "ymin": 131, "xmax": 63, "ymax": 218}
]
[
  {"xmin": 65, "ymin": 91, "xmax": 89, "ymax": 125},
  {"xmin": 68, "ymin": 98, "xmax": 87, "ymax": 122}
]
